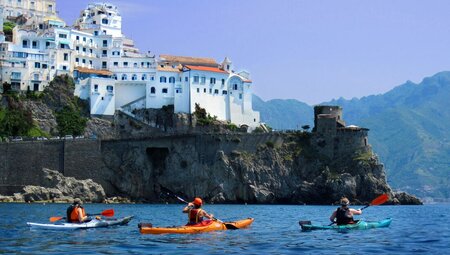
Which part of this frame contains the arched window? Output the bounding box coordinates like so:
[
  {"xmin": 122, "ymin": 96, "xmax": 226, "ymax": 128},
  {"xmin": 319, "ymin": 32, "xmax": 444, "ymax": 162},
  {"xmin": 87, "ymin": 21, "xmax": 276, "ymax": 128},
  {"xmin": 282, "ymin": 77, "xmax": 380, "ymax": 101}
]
[
  {"xmin": 233, "ymin": 84, "xmax": 238, "ymax": 90},
  {"xmin": 122, "ymin": 74, "xmax": 127, "ymax": 80},
  {"xmin": 112, "ymin": 74, "xmax": 117, "ymax": 80},
  {"xmin": 132, "ymin": 74, "xmax": 137, "ymax": 81},
  {"xmin": 169, "ymin": 77, "xmax": 175, "ymax": 83},
  {"xmin": 142, "ymin": 74, "xmax": 147, "ymax": 81},
  {"xmin": 160, "ymin": 76, "xmax": 167, "ymax": 83},
  {"xmin": 150, "ymin": 87, "xmax": 156, "ymax": 94}
]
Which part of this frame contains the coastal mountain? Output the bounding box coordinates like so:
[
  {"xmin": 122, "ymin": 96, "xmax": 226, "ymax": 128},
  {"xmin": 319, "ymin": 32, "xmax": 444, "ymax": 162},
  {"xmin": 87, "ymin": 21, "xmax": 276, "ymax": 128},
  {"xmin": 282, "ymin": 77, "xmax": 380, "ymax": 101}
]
[{"xmin": 253, "ymin": 71, "xmax": 450, "ymax": 200}]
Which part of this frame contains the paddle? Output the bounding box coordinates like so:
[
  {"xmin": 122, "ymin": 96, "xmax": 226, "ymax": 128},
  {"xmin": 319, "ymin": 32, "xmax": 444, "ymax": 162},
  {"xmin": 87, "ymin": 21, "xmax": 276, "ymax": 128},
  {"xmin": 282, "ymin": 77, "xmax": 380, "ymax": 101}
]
[
  {"xmin": 160, "ymin": 187, "xmax": 239, "ymax": 230},
  {"xmin": 49, "ymin": 209, "xmax": 115, "ymax": 222},
  {"xmin": 359, "ymin": 193, "xmax": 389, "ymax": 210}
]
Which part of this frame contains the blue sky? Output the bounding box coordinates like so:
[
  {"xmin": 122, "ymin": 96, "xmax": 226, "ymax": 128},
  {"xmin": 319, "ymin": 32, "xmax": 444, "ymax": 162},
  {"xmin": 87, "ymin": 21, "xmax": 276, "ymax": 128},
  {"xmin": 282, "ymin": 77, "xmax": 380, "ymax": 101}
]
[{"xmin": 57, "ymin": 0, "xmax": 450, "ymax": 105}]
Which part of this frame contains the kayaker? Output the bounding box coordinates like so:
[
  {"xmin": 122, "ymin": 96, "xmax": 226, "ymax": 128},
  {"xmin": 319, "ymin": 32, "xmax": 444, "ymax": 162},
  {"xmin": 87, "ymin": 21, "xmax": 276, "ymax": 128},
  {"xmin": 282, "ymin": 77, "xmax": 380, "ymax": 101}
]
[
  {"xmin": 329, "ymin": 197, "xmax": 362, "ymax": 225},
  {"xmin": 67, "ymin": 198, "xmax": 91, "ymax": 223},
  {"xmin": 183, "ymin": 197, "xmax": 214, "ymax": 225}
]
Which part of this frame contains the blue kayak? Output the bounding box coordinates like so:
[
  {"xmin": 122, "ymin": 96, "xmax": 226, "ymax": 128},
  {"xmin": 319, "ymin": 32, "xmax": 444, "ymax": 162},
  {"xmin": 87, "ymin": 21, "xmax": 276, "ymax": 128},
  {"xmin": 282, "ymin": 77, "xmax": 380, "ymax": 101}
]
[{"xmin": 299, "ymin": 218, "xmax": 392, "ymax": 231}]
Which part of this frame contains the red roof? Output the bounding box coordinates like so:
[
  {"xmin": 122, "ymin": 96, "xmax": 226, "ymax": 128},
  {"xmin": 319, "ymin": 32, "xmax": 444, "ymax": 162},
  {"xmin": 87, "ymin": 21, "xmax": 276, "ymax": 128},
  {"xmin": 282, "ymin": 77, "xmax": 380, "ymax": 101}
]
[{"xmin": 185, "ymin": 65, "xmax": 228, "ymax": 74}]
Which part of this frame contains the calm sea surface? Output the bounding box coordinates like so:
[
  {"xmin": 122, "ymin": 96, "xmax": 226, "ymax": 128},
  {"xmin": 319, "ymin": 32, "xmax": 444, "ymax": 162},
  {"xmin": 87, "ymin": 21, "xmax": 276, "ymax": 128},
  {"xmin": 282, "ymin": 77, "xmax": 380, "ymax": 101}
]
[{"xmin": 0, "ymin": 203, "xmax": 448, "ymax": 254}]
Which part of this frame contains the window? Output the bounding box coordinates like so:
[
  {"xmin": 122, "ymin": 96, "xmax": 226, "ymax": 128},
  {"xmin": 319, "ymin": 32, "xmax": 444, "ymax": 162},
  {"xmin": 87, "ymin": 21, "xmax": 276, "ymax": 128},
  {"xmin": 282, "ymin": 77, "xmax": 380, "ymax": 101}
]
[
  {"xmin": 221, "ymin": 79, "xmax": 225, "ymax": 85},
  {"xmin": 103, "ymin": 40, "xmax": 108, "ymax": 47},
  {"xmin": 201, "ymin": 76, "xmax": 206, "ymax": 84},
  {"xmin": 134, "ymin": 63, "xmax": 138, "ymax": 68},
  {"xmin": 193, "ymin": 76, "xmax": 199, "ymax": 83},
  {"xmin": 63, "ymin": 53, "xmax": 68, "ymax": 61},
  {"xmin": 239, "ymin": 93, "xmax": 242, "ymax": 99},
  {"xmin": 102, "ymin": 19, "xmax": 108, "ymax": 24},
  {"xmin": 160, "ymin": 76, "xmax": 167, "ymax": 83},
  {"xmin": 132, "ymin": 74, "xmax": 137, "ymax": 81},
  {"xmin": 42, "ymin": 64, "xmax": 48, "ymax": 69},
  {"xmin": 112, "ymin": 74, "xmax": 117, "ymax": 80},
  {"xmin": 222, "ymin": 90, "xmax": 228, "ymax": 95},
  {"xmin": 209, "ymin": 88, "xmax": 212, "ymax": 94},
  {"xmin": 76, "ymin": 58, "xmax": 79, "ymax": 63},
  {"xmin": 89, "ymin": 60, "xmax": 92, "ymax": 66},
  {"xmin": 83, "ymin": 47, "xmax": 86, "ymax": 52},
  {"xmin": 102, "ymin": 50, "xmax": 107, "ymax": 57},
  {"xmin": 46, "ymin": 41, "xmax": 50, "ymax": 48},
  {"xmin": 58, "ymin": 34, "xmax": 67, "ymax": 39},
  {"xmin": 102, "ymin": 61, "xmax": 107, "ymax": 68},
  {"xmin": 113, "ymin": 62, "xmax": 118, "ymax": 67},
  {"xmin": 185, "ymin": 77, "xmax": 188, "ymax": 82},
  {"xmin": 197, "ymin": 88, "xmax": 200, "ymax": 93},
  {"xmin": 142, "ymin": 74, "xmax": 147, "ymax": 80},
  {"xmin": 234, "ymin": 84, "xmax": 238, "ymax": 90},
  {"xmin": 123, "ymin": 62, "xmax": 128, "ymax": 67},
  {"xmin": 210, "ymin": 78, "xmax": 216, "ymax": 84},
  {"xmin": 35, "ymin": 62, "xmax": 41, "ymax": 68},
  {"xmin": 76, "ymin": 46, "xmax": 80, "ymax": 51},
  {"xmin": 76, "ymin": 36, "xmax": 80, "ymax": 41},
  {"xmin": 82, "ymin": 59, "xmax": 86, "ymax": 64},
  {"xmin": 107, "ymin": 85, "xmax": 113, "ymax": 93},
  {"xmin": 83, "ymin": 37, "xmax": 86, "ymax": 42},
  {"xmin": 33, "ymin": 74, "xmax": 39, "ymax": 80},
  {"xmin": 32, "ymin": 41, "xmax": 38, "ymax": 49},
  {"xmin": 176, "ymin": 88, "xmax": 182, "ymax": 93},
  {"xmin": 150, "ymin": 76, "xmax": 155, "ymax": 81},
  {"xmin": 162, "ymin": 88, "xmax": 168, "ymax": 94},
  {"xmin": 169, "ymin": 77, "xmax": 175, "ymax": 83},
  {"xmin": 214, "ymin": 89, "xmax": 219, "ymax": 94},
  {"xmin": 22, "ymin": 40, "xmax": 29, "ymax": 48},
  {"xmin": 150, "ymin": 87, "xmax": 156, "ymax": 94},
  {"xmin": 94, "ymin": 84, "xmax": 98, "ymax": 92},
  {"xmin": 204, "ymin": 88, "xmax": 206, "ymax": 93},
  {"xmin": 94, "ymin": 31, "xmax": 99, "ymax": 36},
  {"xmin": 122, "ymin": 74, "xmax": 127, "ymax": 80}
]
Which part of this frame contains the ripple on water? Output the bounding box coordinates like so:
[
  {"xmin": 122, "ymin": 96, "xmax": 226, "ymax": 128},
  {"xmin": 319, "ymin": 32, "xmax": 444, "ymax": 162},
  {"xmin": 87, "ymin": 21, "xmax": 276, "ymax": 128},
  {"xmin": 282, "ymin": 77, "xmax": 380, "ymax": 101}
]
[{"xmin": 0, "ymin": 204, "xmax": 449, "ymax": 254}]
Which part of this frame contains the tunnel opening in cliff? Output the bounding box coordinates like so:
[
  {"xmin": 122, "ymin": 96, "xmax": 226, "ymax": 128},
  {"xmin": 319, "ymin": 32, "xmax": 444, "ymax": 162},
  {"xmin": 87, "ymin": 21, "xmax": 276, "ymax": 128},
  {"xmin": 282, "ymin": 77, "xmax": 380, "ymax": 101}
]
[{"xmin": 146, "ymin": 147, "xmax": 169, "ymax": 175}]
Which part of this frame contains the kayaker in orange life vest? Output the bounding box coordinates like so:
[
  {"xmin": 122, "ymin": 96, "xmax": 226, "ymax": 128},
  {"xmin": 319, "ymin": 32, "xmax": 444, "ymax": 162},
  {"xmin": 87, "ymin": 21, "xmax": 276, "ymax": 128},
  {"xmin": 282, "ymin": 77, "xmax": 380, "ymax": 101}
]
[
  {"xmin": 329, "ymin": 197, "xmax": 362, "ymax": 225},
  {"xmin": 66, "ymin": 198, "xmax": 93, "ymax": 223},
  {"xmin": 182, "ymin": 197, "xmax": 214, "ymax": 225}
]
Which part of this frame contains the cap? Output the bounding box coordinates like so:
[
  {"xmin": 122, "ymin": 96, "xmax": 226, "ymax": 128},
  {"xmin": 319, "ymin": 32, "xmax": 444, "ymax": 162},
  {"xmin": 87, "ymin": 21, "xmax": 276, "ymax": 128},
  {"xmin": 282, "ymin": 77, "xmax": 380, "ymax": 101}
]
[
  {"xmin": 73, "ymin": 198, "xmax": 83, "ymax": 205},
  {"xmin": 340, "ymin": 197, "xmax": 350, "ymax": 206},
  {"xmin": 193, "ymin": 197, "xmax": 203, "ymax": 206}
]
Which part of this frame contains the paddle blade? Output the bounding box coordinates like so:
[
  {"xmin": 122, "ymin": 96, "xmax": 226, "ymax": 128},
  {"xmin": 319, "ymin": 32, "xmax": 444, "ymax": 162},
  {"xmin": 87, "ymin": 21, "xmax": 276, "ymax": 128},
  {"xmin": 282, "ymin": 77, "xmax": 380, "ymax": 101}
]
[
  {"xmin": 101, "ymin": 209, "xmax": 114, "ymax": 217},
  {"xmin": 49, "ymin": 216, "xmax": 63, "ymax": 222},
  {"xmin": 370, "ymin": 194, "xmax": 389, "ymax": 206}
]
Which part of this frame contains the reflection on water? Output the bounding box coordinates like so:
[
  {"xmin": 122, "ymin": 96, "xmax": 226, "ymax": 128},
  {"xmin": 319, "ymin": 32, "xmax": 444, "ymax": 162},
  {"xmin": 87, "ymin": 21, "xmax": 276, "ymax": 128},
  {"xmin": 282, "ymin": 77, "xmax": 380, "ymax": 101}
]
[{"xmin": 0, "ymin": 203, "xmax": 449, "ymax": 254}]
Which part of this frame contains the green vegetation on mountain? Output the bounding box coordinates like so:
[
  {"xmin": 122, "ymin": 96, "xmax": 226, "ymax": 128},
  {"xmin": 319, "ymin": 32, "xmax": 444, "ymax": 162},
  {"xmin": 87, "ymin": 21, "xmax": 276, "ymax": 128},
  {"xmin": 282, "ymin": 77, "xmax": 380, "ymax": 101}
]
[
  {"xmin": 253, "ymin": 72, "xmax": 450, "ymax": 200},
  {"xmin": 0, "ymin": 75, "xmax": 88, "ymax": 137}
]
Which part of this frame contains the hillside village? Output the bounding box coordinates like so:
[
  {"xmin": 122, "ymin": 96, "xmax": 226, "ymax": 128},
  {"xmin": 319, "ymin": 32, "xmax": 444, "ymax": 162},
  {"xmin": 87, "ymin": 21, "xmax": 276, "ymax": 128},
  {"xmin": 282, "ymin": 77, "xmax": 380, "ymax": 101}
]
[{"xmin": 0, "ymin": 0, "xmax": 261, "ymax": 133}]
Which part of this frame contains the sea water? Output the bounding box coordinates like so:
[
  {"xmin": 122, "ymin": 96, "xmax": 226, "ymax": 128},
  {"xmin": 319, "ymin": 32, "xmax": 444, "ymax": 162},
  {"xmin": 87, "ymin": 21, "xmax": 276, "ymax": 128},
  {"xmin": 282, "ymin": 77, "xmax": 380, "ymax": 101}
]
[{"xmin": 0, "ymin": 203, "xmax": 448, "ymax": 254}]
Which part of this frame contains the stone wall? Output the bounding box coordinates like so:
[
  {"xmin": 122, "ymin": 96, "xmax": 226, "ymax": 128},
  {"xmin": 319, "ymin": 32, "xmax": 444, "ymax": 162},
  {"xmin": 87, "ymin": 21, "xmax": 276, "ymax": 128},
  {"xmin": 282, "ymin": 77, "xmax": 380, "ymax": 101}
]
[{"xmin": 0, "ymin": 133, "xmax": 280, "ymax": 197}]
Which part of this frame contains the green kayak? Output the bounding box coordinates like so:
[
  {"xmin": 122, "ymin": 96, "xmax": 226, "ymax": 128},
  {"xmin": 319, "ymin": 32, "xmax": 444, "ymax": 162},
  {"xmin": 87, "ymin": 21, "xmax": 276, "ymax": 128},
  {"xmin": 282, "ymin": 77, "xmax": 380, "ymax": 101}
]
[{"xmin": 299, "ymin": 218, "xmax": 392, "ymax": 231}]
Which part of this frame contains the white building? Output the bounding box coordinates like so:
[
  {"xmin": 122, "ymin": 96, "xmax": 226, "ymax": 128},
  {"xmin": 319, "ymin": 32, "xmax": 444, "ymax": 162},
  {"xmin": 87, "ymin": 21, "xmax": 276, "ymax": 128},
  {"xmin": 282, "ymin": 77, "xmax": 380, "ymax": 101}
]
[
  {"xmin": 71, "ymin": 3, "xmax": 156, "ymax": 116},
  {"xmin": 0, "ymin": 1, "xmax": 260, "ymax": 129},
  {"xmin": 0, "ymin": 15, "xmax": 66, "ymax": 91},
  {"xmin": 0, "ymin": 0, "xmax": 56, "ymax": 21},
  {"xmin": 148, "ymin": 55, "xmax": 260, "ymax": 129}
]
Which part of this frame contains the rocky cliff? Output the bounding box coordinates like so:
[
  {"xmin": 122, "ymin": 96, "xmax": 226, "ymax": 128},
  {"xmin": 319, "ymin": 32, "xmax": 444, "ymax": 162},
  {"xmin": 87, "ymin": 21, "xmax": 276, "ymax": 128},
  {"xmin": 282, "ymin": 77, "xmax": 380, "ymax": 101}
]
[{"xmin": 100, "ymin": 132, "xmax": 420, "ymax": 205}]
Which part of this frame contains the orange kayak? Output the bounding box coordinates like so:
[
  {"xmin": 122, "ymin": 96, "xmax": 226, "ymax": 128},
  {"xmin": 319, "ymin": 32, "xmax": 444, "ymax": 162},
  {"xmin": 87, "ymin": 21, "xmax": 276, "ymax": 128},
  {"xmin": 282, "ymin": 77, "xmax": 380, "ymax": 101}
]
[{"xmin": 139, "ymin": 218, "xmax": 254, "ymax": 234}]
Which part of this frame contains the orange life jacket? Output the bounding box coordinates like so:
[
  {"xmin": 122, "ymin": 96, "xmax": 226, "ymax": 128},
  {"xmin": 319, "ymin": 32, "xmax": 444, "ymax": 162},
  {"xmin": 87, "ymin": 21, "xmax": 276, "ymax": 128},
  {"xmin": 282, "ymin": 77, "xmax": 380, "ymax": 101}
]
[
  {"xmin": 70, "ymin": 207, "xmax": 86, "ymax": 223},
  {"xmin": 188, "ymin": 208, "xmax": 203, "ymax": 224}
]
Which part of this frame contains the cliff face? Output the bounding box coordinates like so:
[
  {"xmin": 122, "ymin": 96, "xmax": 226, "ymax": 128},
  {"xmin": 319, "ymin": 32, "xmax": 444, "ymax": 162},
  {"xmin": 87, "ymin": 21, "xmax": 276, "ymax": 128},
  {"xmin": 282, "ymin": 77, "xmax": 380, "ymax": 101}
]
[{"xmin": 100, "ymin": 132, "xmax": 420, "ymax": 205}]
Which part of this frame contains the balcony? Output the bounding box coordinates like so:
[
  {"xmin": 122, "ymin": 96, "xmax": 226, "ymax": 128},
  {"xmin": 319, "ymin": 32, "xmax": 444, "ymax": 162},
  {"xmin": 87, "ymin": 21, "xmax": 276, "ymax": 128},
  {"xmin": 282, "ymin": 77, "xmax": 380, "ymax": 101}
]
[{"xmin": 11, "ymin": 73, "xmax": 22, "ymax": 80}]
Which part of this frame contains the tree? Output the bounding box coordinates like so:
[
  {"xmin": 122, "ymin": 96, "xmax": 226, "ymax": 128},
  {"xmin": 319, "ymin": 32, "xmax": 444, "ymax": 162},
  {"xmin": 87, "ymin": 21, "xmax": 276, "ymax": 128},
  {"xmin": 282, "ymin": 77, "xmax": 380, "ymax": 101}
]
[{"xmin": 55, "ymin": 106, "xmax": 87, "ymax": 136}]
